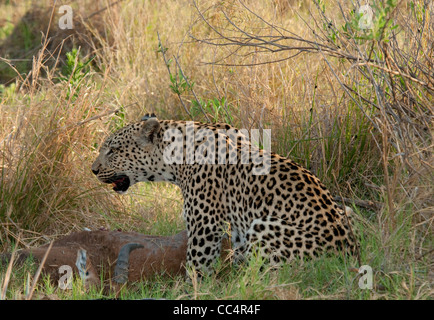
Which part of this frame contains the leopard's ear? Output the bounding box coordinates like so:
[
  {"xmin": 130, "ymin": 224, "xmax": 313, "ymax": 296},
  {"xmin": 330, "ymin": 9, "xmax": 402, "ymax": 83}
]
[
  {"xmin": 134, "ymin": 117, "xmax": 161, "ymax": 145},
  {"xmin": 141, "ymin": 113, "xmax": 157, "ymax": 121}
]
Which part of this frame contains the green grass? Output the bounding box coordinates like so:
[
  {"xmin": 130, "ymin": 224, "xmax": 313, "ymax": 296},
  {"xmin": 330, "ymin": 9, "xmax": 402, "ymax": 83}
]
[
  {"xmin": 2, "ymin": 204, "xmax": 430, "ymax": 300},
  {"xmin": 0, "ymin": 254, "xmax": 38, "ymax": 300}
]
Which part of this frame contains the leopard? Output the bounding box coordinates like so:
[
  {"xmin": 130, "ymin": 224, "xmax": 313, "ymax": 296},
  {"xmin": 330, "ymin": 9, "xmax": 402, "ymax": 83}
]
[{"xmin": 91, "ymin": 114, "xmax": 357, "ymax": 275}]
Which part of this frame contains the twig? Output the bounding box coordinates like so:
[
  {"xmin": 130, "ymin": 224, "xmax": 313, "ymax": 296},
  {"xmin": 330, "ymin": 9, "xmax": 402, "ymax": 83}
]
[
  {"xmin": 415, "ymin": 248, "xmax": 434, "ymax": 261},
  {"xmin": 157, "ymin": 32, "xmax": 193, "ymax": 120},
  {"xmin": 83, "ymin": 0, "xmax": 125, "ymax": 21},
  {"xmin": 45, "ymin": 102, "xmax": 138, "ymax": 137},
  {"xmin": 333, "ymin": 196, "xmax": 383, "ymax": 211},
  {"xmin": 25, "ymin": 241, "xmax": 54, "ymax": 300},
  {"xmin": 73, "ymin": 103, "xmax": 137, "ymax": 128},
  {"xmin": 173, "ymin": 56, "xmax": 211, "ymax": 123},
  {"xmin": 354, "ymin": 62, "xmax": 434, "ymax": 92},
  {"xmin": 1, "ymin": 233, "xmax": 21, "ymax": 300}
]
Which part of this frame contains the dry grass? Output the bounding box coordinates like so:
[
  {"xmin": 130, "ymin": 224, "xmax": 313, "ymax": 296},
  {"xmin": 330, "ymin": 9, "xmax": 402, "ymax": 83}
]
[{"xmin": 0, "ymin": 0, "xmax": 432, "ymax": 299}]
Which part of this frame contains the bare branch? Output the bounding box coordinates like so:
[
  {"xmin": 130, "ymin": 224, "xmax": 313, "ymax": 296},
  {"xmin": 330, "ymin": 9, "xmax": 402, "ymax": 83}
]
[{"xmin": 157, "ymin": 32, "xmax": 193, "ymax": 120}]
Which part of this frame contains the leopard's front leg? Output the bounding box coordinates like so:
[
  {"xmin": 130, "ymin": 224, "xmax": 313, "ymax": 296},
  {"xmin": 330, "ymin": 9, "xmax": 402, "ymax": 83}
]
[{"xmin": 183, "ymin": 204, "xmax": 224, "ymax": 277}]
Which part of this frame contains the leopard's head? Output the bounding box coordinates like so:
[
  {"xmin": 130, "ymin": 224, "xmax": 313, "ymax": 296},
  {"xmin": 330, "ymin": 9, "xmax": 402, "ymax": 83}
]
[{"xmin": 91, "ymin": 115, "xmax": 172, "ymax": 194}]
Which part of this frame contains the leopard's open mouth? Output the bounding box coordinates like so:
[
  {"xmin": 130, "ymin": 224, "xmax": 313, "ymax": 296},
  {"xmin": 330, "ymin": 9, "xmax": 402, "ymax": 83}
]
[{"xmin": 107, "ymin": 175, "xmax": 130, "ymax": 194}]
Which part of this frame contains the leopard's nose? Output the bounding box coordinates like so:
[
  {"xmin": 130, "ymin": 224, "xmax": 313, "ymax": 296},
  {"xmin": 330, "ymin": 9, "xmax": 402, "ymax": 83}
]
[{"xmin": 91, "ymin": 160, "xmax": 101, "ymax": 175}]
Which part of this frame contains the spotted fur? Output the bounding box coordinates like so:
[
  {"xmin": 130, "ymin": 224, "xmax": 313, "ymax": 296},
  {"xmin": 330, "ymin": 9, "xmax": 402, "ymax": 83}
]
[{"xmin": 92, "ymin": 115, "xmax": 356, "ymax": 274}]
